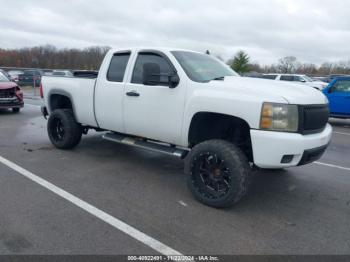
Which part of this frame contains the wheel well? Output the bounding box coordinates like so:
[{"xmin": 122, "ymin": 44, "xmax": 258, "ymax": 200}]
[
  {"xmin": 49, "ymin": 94, "xmax": 73, "ymax": 112},
  {"xmin": 188, "ymin": 112, "xmax": 253, "ymax": 161}
]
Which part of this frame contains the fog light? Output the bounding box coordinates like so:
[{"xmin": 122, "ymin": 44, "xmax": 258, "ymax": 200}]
[{"xmin": 281, "ymin": 155, "xmax": 294, "ymax": 164}]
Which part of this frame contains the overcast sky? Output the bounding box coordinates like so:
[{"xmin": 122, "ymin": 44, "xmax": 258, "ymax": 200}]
[{"xmin": 0, "ymin": 0, "xmax": 349, "ymax": 65}]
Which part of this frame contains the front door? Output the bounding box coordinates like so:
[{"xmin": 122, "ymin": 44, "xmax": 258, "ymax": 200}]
[{"xmin": 124, "ymin": 51, "xmax": 186, "ymax": 145}]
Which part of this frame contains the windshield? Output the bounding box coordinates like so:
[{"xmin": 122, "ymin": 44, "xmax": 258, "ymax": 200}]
[
  {"xmin": 0, "ymin": 73, "xmax": 10, "ymax": 82},
  {"xmin": 171, "ymin": 51, "xmax": 239, "ymax": 82}
]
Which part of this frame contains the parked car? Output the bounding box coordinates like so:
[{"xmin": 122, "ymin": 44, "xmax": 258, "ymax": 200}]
[
  {"xmin": 52, "ymin": 70, "xmax": 73, "ymax": 77},
  {"xmin": 7, "ymin": 70, "xmax": 24, "ymax": 82},
  {"xmin": 323, "ymin": 77, "xmax": 350, "ymax": 118},
  {"xmin": 41, "ymin": 47, "xmax": 331, "ymax": 208},
  {"xmin": 263, "ymin": 74, "xmax": 328, "ymax": 90},
  {"xmin": 325, "ymin": 74, "xmax": 350, "ymax": 83},
  {"xmin": 311, "ymin": 76, "xmax": 328, "ymax": 83},
  {"xmin": 0, "ymin": 72, "xmax": 24, "ymax": 113},
  {"xmin": 43, "ymin": 69, "xmax": 53, "ymax": 76},
  {"xmin": 18, "ymin": 69, "xmax": 44, "ymax": 87}
]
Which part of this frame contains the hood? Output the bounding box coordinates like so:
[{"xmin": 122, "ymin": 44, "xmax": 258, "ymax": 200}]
[
  {"xmin": 203, "ymin": 76, "xmax": 328, "ymax": 105},
  {"xmin": 0, "ymin": 81, "xmax": 17, "ymax": 90}
]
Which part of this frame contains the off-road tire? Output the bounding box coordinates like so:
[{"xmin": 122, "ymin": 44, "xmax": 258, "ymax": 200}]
[
  {"xmin": 47, "ymin": 109, "xmax": 82, "ymax": 149},
  {"xmin": 185, "ymin": 139, "xmax": 252, "ymax": 208}
]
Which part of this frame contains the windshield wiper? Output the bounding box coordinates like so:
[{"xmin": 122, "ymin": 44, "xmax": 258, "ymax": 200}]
[{"xmin": 209, "ymin": 76, "xmax": 225, "ymax": 81}]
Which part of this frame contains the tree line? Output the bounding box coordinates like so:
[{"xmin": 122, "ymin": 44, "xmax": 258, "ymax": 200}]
[
  {"xmin": 230, "ymin": 50, "xmax": 350, "ymax": 75},
  {"xmin": 0, "ymin": 45, "xmax": 110, "ymax": 70},
  {"xmin": 0, "ymin": 45, "xmax": 349, "ymax": 75}
]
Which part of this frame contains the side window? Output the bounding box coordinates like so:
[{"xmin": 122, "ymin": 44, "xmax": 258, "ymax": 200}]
[
  {"xmin": 280, "ymin": 75, "xmax": 294, "ymax": 81},
  {"xmin": 262, "ymin": 75, "xmax": 277, "ymax": 80},
  {"xmin": 107, "ymin": 53, "xmax": 131, "ymax": 82},
  {"xmin": 131, "ymin": 53, "xmax": 174, "ymax": 86},
  {"xmin": 293, "ymin": 76, "xmax": 303, "ymax": 82},
  {"xmin": 333, "ymin": 80, "xmax": 350, "ymax": 93}
]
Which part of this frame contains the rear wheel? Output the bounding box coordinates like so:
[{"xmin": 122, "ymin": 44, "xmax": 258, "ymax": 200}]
[
  {"xmin": 47, "ymin": 109, "xmax": 82, "ymax": 149},
  {"xmin": 185, "ymin": 140, "xmax": 252, "ymax": 208}
]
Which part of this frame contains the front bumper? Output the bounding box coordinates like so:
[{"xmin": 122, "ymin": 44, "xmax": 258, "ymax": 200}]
[
  {"xmin": 250, "ymin": 124, "xmax": 332, "ymax": 168},
  {"xmin": 0, "ymin": 97, "xmax": 24, "ymax": 109}
]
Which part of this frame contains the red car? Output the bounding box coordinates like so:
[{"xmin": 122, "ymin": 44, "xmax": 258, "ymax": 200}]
[{"xmin": 0, "ymin": 73, "xmax": 24, "ymax": 113}]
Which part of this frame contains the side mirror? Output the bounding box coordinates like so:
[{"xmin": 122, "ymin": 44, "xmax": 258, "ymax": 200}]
[
  {"xmin": 143, "ymin": 63, "xmax": 160, "ymax": 86},
  {"xmin": 328, "ymin": 86, "xmax": 335, "ymax": 93},
  {"xmin": 142, "ymin": 62, "xmax": 180, "ymax": 88},
  {"xmin": 169, "ymin": 74, "xmax": 180, "ymax": 89}
]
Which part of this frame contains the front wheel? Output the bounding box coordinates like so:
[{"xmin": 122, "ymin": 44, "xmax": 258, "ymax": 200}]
[
  {"xmin": 47, "ymin": 109, "xmax": 82, "ymax": 149},
  {"xmin": 12, "ymin": 108, "xmax": 20, "ymax": 113},
  {"xmin": 185, "ymin": 140, "xmax": 252, "ymax": 208}
]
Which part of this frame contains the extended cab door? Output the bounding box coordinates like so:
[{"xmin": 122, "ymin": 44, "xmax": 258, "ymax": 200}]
[
  {"xmin": 94, "ymin": 51, "xmax": 131, "ymax": 132},
  {"xmin": 123, "ymin": 51, "xmax": 186, "ymax": 145},
  {"xmin": 327, "ymin": 79, "xmax": 350, "ymax": 116}
]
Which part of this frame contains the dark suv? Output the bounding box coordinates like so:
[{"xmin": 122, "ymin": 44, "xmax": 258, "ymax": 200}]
[{"xmin": 18, "ymin": 69, "xmax": 43, "ymax": 87}]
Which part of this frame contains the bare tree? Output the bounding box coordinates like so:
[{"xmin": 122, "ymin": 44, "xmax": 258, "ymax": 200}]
[{"xmin": 277, "ymin": 56, "xmax": 299, "ymax": 73}]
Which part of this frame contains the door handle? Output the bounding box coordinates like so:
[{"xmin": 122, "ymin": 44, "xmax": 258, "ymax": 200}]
[{"xmin": 126, "ymin": 91, "xmax": 140, "ymax": 97}]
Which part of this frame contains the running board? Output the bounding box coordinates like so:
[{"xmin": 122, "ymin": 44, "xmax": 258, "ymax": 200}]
[{"xmin": 102, "ymin": 133, "xmax": 189, "ymax": 158}]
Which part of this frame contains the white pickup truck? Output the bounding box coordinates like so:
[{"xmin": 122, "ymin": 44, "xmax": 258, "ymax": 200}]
[{"xmin": 41, "ymin": 47, "xmax": 332, "ymax": 208}]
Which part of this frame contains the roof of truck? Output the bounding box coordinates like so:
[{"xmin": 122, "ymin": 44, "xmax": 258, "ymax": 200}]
[{"xmin": 109, "ymin": 47, "xmax": 202, "ymax": 53}]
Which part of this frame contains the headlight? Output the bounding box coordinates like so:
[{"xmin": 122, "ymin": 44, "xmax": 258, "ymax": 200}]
[{"xmin": 260, "ymin": 103, "xmax": 299, "ymax": 132}]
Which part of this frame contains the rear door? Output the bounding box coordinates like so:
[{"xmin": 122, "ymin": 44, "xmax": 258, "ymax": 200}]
[
  {"xmin": 94, "ymin": 51, "xmax": 132, "ymax": 132},
  {"xmin": 327, "ymin": 79, "xmax": 350, "ymax": 116}
]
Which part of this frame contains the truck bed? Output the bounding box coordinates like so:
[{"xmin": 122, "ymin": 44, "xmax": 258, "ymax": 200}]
[{"xmin": 42, "ymin": 75, "xmax": 98, "ymax": 127}]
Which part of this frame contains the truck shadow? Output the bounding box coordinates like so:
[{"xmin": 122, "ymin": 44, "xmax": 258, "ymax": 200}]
[{"xmin": 78, "ymin": 134, "xmax": 300, "ymax": 209}]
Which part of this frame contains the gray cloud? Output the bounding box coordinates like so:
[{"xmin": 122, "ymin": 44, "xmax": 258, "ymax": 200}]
[{"xmin": 0, "ymin": 0, "xmax": 349, "ymax": 64}]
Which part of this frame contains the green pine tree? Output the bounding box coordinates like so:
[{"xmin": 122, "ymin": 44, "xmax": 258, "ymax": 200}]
[{"xmin": 231, "ymin": 51, "xmax": 251, "ymax": 74}]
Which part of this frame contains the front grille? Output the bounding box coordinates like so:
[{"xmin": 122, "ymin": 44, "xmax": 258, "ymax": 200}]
[
  {"xmin": 299, "ymin": 104, "xmax": 329, "ymax": 134},
  {"xmin": 0, "ymin": 88, "xmax": 15, "ymax": 98}
]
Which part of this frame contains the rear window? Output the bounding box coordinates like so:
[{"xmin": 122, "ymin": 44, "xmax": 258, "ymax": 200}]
[{"xmin": 107, "ymin": 53, "xmax": 131, "ymax": 82}]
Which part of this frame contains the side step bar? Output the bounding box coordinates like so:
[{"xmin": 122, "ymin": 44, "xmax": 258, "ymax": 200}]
[{"xmin": 102, "ymin": 132, "xmax": 189, "ymax": 159}]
